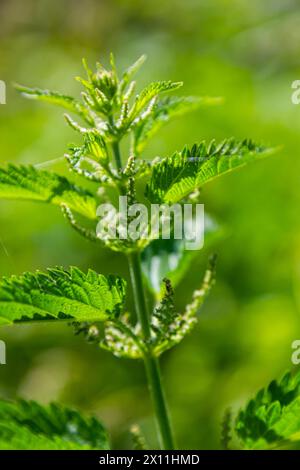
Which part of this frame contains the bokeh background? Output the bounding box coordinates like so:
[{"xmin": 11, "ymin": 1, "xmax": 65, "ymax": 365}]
[{"xmin": 0, "ymin": 0, "xmax": 300, "ymax": 449}]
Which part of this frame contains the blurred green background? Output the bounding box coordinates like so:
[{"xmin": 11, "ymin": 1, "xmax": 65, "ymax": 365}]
[{"xmin": 0, "ymin": 0, "xmax": 300, "ymax": 449}]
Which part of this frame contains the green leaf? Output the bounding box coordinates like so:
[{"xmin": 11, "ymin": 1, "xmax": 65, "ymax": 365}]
[
  {"xmin": 120, "ymin": 54, "xmax": 147, "ymax": 91},
  {"xmin": 146, "ymin": 139, "xmax": 276, "ymax": 203},
  {"xmin": 235, "ymin": 371, "xmax": 300, "ymax": 449},
  {"xmin": 141, "ymin": 214, "xmax": 222, "ymax": 296},
  {"xmin": 0, "ymin": 267, "xmax": 126, "ymax": 325},
  {"xmin": 134, "ymin": 95, "xmax": 222, "ymax": 154},
  {"xmin": 15, "ymin": 85, "xmax": 93, "ymax": 125},
  {"xmin": 0, "ymin": 164, "xmax": 97, "ymax": 219},
  {"xmin": 272, "ymin": 398, "xmax": 300, "ymax": 441},
  {"xmin": 0, "ymin": 399, "xmax": 109, "ymax": 450},
  {"xmin": 129, "ymin": 81, "xmax": 183, "ymax": 123}
]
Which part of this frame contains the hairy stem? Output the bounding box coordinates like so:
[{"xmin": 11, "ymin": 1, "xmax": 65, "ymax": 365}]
[{"xmin": 128, "ymin": 251, "xmax": 175, "ymax": 450}]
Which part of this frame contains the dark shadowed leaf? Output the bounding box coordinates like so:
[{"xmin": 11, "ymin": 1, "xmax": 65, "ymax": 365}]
[{"xmin": 235, "ymin": 371, "xmax": 300, "ymax": 449}]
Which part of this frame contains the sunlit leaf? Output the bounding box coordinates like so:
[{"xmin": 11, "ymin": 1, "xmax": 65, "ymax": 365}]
[
  {"xmin": 15, "ymin": 84, "xmax": 93, "ymax": 125},
  {"xmin": 0, "ymin": 164, "xmax": 97, "ymax": 219},
  {"xmin": 0, "ymin": 267, "xmax": 126, "ymax": 325},
  {"xmin": 146, "ymin": 139, "xmax": 277, "ymax": 203},
  {"xmin": 128, "ymin": 81, "xmax": 183, "ymax": 124},
  {"xmin": 134, "ymin": 95, "xmax": 222, "ymax": 154}
]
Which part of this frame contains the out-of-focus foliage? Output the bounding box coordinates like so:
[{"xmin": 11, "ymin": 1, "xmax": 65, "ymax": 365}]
[
  {"xmin": 0, "ymin": 399, "xmax": 109, "ymax": 449},
  {"xmin": 141, "ymin": 215, "xmax": 221, "ymax": 296},
  {"xmin": 0, "ymin": 0, "xmax": 300, "ymax": 449}
]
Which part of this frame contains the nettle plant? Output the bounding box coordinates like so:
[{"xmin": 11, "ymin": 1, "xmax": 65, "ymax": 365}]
[{"xmin": 0, "ymin": 55, "xmax": 298, "ymax": 451}]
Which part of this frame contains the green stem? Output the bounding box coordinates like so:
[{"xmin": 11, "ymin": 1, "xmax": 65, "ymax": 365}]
[
  {"xmin": 112, "ymin": 140, "xmax": 122, "ymax": 171},
  {"xmin": 109, "ymin": 113, "xmax": 122, "ymax": 171},
  {"xmin": 128, "ymin": 251, "xmax": 175, "ymax": 450},
  {"xmin": 110, "ymin": 137, "xmax": 175, "ymax": 449}
]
